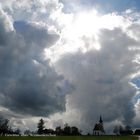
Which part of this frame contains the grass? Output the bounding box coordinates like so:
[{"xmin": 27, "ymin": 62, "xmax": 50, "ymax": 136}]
[{"xmin": 0, "ymin": 136, "xmax": 138, "ymax": 140}]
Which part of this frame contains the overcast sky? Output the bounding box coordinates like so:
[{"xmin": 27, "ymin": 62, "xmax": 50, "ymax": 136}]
[{"xmin": 1, "ymin": 0, "xmax": 140, "ymax": 133}]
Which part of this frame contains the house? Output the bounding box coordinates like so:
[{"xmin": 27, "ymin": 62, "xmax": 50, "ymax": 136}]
[{"xmin": 93, "ymin": 116, "xmax": 105, "ymax": 135}]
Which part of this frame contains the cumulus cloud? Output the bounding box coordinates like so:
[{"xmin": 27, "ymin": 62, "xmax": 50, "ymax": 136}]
[
  {"xmin": 49, "ymin": 16, "xmax": 140, "ymax": 132},
  {"xmin": 1, "ymin": 0, "xmax": 62, "ymax": 25},
  {"xmin": 0, "ymin": 5, "xmax": 73, "ymax": 119}
]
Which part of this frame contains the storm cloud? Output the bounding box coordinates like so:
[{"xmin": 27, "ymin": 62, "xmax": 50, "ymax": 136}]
[{"xmin": 0, "ymin": 6, "xmax": 72, "ymax": 117}]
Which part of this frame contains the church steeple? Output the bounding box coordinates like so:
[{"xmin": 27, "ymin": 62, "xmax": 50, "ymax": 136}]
[
  {"xmin": 99, "ymin": 116, "xmax": 103, "ymax": 124},
  {"xmin": 93, "ymin": 116, "xmax": 105, "ymax": 135}
]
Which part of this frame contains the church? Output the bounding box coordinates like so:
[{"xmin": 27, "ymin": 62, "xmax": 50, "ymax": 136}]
[{"xmin": 93, "ymin": 116, "xmax": 105, "ymax": 135}]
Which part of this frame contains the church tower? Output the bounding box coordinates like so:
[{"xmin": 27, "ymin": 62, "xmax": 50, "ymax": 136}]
[
  {"xmin": 93, "ymin": 115, "xmax": 105, "ymax": 135},
  {"xmin": 99, "ymin": 116, "xmax": 103, "ymax": 124}
]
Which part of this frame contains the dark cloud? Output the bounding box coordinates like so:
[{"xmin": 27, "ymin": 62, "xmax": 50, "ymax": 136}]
[{"xmin": 0, "ymin": 7, "xmax": 72, "ymax": 117}]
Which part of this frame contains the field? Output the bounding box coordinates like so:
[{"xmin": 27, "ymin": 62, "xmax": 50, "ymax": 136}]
[{"xmin": 0, "ymin": 136, "xmax": 138, "ymax": 140}]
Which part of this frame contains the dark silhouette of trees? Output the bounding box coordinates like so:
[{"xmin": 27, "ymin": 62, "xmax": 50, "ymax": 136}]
[
  {"xmin": 0, "ymin": 117, "xmax": 9, "ymax": 135},
  {"xmin": 124, "ymin": 125, "xmax": 133, "ymax": 135},
  {"xmin": 55, "ymin": 124, "xmax": 81, "ymax": 136},
  {"xmin": 119, "ymin": 125, "xmax": 133, "ymax": 135},
  {"xmin": 43, "ymin": 129, "xmax": 55, "ymax": 135},
  {"xmin": 55, "ymin": 126, "xmax": 63, "ymax": 135},
  {"xmin": 113, "ymin": 125, "xmax": 119, "ymax": 135},
  {"xmin": 71, "ymin": 126, "xmax": 80, "ymax": 135},
  {"xmin": 63, "ymin": 123, "xmax": 71, "ymax": 135},
  {"xmin": 113, "ymin": 124, "xmax": 133, "ymax": 136},
  {"xmin": 37, "ymin": 118, "xmax": 45, "ymax": 134},
  {"xmin": 119, "ymin": 125, "xmax": 124, "ymax": 135},
  {"xmin": 37, "ymin": 118, "xmax": 56, "ymax": 135},
  {"xmin": 134, "ymin": 129, "xmax": 140, "ymax": 135},
  {"xmin": 14, "ymin": 129, "xmax": 21, "ymax": 135}
]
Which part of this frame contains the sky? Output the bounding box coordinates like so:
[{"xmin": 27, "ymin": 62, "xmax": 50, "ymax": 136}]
[{"xmin": 1, "ymin": 0, "xmax": 140, "ymax": 134}]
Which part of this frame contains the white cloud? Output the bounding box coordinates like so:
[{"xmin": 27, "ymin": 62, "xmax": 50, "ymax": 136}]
[{"xmin": 46, "ymin": 9, "xmax": 140, "ymax": 132}]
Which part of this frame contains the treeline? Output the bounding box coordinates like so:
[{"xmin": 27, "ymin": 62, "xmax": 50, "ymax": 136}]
[
  {"xmin": 37, "ymin": 119, "xmax": 81, "ymax": 136},
  {"xmin": 0, "ymin": 117, "xmax": 81, "ymax": 136},
  {"xmin": 35, "ymin": 118, "xmax": 140, "ymax": 136},
  {"xmin": 113, "ymin": 125, "xmax": 133, "ymax": 135},
  {"xmin": 1, "ymin": 117, "xmax": 140, "ymax": 136},
  {"xmin": 0, "ymin": 117, "xmax": 21, "ymax": 136}
]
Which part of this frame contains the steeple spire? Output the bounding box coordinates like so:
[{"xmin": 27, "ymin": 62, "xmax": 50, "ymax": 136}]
[{"xmin": 99, "ymin": 116, "xmax": 103, "ymax": 124}]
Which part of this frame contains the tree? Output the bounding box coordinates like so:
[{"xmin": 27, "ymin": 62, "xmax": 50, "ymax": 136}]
[
  {"xmin": 37, "ymin": 118, "xmax": 45, "ymax": 134},
  {"xmin": 134, "ymin": 129, "xmax": 140, "ymax": 135},
  {"xmin": 14, "ymin": 129, "xmax": 21, "ymax": 135},
  {"xmin": 71, "ymin": 126, "xmax": 80, "ymax": 135},
  {"xmin": 55, "ymin": 126, "xmax": 62, "ymax": 135},
  {"xmin": 125, "ymin": 125, "xmax": 133, "ymax": 135},
  {"xmin": 0, "ymin": 117, "xmax": 9, "ymax": 135},
  {"xmin": 63, "ymin": 123, "xmax": 71, "ymax": 135},
  {"xmin": 119, "ymin": 125, "xmax": 124, "ymax": 135},
  {"xmin": 113, "ymin": 125, "xmax": 119, "ymax": 135}
]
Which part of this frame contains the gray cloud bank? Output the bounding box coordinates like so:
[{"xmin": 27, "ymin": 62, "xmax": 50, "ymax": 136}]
[{"xmin": 0, "ymin": 6, "xmax": 72, "ymax": 117}]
